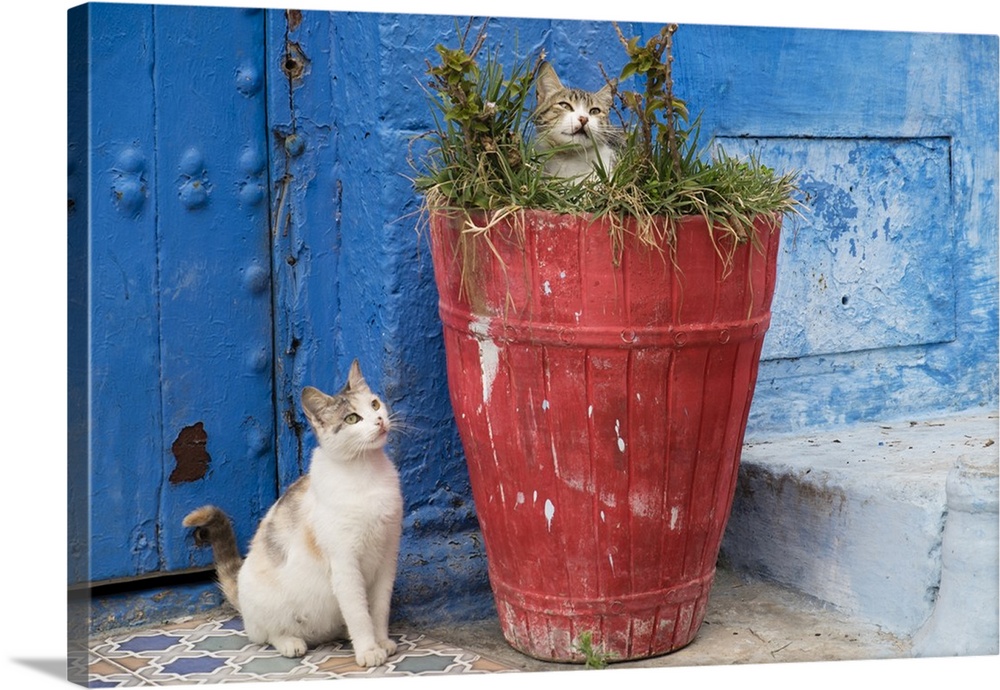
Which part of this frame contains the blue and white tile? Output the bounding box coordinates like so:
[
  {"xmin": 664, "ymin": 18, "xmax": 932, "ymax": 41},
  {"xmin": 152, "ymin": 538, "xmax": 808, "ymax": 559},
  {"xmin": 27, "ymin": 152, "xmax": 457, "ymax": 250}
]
[{"xmin": 88, "ymin": 612, "xmax": 517, "ymax": 685}]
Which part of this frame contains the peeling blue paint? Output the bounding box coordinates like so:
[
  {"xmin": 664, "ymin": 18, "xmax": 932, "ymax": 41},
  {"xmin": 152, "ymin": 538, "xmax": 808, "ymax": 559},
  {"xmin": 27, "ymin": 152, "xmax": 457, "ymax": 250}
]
[
  {"xmin": 802, "ymin": 175, "xmax": 860, "ymax": 244},
  {"xmin": 722, "ymin": 136, "xmax": 962, "ymax": 365}
]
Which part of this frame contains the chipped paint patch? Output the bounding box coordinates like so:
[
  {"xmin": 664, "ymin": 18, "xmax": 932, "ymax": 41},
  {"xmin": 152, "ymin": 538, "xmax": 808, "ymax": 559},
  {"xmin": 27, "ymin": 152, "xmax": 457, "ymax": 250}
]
[
  {"xmin": 615, "ymin": 419, "xmax": 626, "ymax": 453},
  {"xmin": 670, "ymin": 506, "xmax": 681, "ymax": 530},
  {"xmin": 169, "ymin": 422, "xmax": 210, "ymax": 484},
  {"xmin": 469, "ymin": 316, "xmax": 499, "ymax": 403},
  {"xmin": 629, "ymin": 492, "xmax": 656, "ymax": 518},
  {"xmin": 544, "ymin": 499, "xmax": 555, "ymax": 531}
]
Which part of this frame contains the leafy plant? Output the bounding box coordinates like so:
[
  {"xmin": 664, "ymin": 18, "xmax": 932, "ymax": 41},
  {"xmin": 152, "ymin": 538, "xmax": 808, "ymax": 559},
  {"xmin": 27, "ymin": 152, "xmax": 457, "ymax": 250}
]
[
  {"xmin": 600, "ymin": 22, "xmax": 800, "ymax": 256},
  {"xmin": 412, "ymin": 19, "xmax": 800, "ymax": 260},
  {"xmin": 614, "ymin": 23, "xmax": 689, "ymax": 178},
  {"xmin": 415, "ymin": 20, "xmax": 566, "ymax": 212}
]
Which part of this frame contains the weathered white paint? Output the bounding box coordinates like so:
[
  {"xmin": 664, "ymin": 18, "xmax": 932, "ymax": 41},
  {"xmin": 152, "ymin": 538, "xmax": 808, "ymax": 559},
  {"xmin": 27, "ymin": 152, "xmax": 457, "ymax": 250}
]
[
  {"xmin": 629, "ymin": 492, "xmax": 656, "ymax": 518},
  {"xmin": 484, "ymin": 410, "xmax": 502, "ymax": 479},
  {"xmin": 541, "ymin": 399, "xmax": 550, "ymax": 411},
  {"xmin": 469, "ymin": 315, "xmax": 499, "ymax": 404},
  {"xmin": 670, "ymin": 506, "xmax": 680, "ymax": 530},
  {"xmin": 542, "ymin": 280, "xmax": 552, "ymax": 296},
  {"xmin": 544, "ymin": 499, "xmax": 555, "ymax": 531}
]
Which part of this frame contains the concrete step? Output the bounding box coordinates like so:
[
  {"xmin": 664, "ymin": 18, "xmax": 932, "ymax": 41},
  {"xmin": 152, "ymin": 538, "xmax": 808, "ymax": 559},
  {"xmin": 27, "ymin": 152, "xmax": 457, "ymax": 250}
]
[{"xmin": 720, "ymin": 410, "xmax": 998, "ymax": 650}]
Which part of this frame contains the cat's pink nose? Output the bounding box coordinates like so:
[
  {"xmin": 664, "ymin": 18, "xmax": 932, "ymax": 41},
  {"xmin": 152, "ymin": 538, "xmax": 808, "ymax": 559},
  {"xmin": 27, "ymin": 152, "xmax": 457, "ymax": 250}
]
[{"xmin": 578, "ymin": 115, "xmax": 589, "ymax": 126}]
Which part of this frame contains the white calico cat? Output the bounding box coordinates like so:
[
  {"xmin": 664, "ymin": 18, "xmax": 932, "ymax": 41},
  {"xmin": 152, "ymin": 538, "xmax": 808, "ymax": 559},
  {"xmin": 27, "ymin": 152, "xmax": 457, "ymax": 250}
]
[
  {"xmin": 533, "ymin": 61, "xmax": 621, "ymax": 179},
  {"xmin": 183, "ymin": 360, "xmax": 403, "ymax": 667}
]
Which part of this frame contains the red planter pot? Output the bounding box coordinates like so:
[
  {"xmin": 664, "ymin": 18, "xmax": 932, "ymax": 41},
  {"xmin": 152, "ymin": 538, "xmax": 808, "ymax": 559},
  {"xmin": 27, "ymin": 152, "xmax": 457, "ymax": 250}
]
[{"xmin": 429, "ymin": 209, "xmax": 781, "ymax": 662}]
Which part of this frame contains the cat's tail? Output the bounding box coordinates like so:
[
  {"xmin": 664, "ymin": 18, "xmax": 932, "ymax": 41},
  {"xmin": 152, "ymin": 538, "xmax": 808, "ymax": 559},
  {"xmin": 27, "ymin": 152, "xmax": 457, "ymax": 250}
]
[{"xmin": 183, "ymin": 506, "xmax": 242, "ymax": 611}]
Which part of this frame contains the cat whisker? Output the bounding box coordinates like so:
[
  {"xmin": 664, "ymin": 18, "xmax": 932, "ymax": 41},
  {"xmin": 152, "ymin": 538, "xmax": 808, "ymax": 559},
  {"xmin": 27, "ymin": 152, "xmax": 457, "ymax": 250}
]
[
  {"xmin": 340, "ymin": 431, "xmax": 377, "ymax": 458},
  {"xmin": 385, "ymin": 413, "xmax": 416, "ymax": 437}
]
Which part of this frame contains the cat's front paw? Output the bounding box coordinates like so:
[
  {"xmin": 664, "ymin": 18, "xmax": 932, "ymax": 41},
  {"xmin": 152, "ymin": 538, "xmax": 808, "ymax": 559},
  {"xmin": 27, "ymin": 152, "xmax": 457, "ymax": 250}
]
[
  {"xmin": 378, "ymin": 637, "xmax": 397, "ymax": 657},
  {"xmin": 355, "ymin": 645, "xmax": 388, "ymax": 668},
  {"xmin": 272, "ymin": 636, "xmax": 308, "ymax": 658}
]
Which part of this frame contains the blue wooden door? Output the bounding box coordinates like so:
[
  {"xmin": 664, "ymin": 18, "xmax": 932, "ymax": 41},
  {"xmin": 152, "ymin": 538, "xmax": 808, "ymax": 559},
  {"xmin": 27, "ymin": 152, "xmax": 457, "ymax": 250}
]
[{"xmin": 69, "ymin": 4, "xmax": 276, "ymax": 584}]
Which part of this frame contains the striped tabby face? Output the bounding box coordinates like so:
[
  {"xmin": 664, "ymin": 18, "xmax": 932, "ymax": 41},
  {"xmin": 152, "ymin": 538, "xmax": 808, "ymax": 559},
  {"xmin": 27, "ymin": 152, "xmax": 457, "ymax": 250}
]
[
  {"xmin": 301, "ymin": 360, "xmax": 391, "ymax": 457},
  {"xmin": 533, "ymin": 62, "xmax": 617, "ymax": 153}
]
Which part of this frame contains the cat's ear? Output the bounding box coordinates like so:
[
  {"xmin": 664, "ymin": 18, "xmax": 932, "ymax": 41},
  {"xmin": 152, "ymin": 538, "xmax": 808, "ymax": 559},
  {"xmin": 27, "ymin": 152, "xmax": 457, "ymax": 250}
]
[
  {"xmin": 597, "ymin": 79, "xmax": 616, "ymax": 103},
  {"xmin": 536, "ymin": 61, "xmax": 563, "ymax": 101},
  {"xmin": 345, "ymin": 359, "xmax": 367, "ymax": 392},
  {"xmin": 301, "ymin": 386, "xmax": 329, "ymax": 427}
]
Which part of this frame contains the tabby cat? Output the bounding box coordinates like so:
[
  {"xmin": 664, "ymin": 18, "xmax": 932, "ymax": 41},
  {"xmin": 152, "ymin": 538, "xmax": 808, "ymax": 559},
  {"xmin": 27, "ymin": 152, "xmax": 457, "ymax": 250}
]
[
  {"xmin": 533, "ymin": 61, "xmax": 621, "ymax": 179},
  {"xmin": 183, "ymin": 360, "xmax": 403, "ymax": 667}
]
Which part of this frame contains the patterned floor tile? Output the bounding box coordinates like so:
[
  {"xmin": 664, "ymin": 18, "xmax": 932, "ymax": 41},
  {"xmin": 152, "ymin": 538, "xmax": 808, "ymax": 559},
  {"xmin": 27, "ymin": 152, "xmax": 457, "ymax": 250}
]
[{"xmin": 88, "ymin": 612, "xmax": 519, "ymax": 685}]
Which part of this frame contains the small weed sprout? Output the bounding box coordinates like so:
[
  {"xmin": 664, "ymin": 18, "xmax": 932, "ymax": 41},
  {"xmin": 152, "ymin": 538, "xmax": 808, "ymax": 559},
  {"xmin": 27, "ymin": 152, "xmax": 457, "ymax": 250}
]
[{"xmin": 576, "ymin": 630, "xmax": 613, "ymax": 669}]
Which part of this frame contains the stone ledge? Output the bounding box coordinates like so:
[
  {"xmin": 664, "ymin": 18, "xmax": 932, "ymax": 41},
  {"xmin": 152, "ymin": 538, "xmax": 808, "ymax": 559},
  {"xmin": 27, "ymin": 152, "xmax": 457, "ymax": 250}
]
[{"xmin": 720, "ymin": 410, "xmax": 998, "ymax": 638}]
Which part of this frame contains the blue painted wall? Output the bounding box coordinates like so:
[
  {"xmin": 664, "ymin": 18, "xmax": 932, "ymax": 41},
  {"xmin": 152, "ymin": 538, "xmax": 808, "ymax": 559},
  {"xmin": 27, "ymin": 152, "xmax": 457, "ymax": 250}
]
[
  {"xmin": 71, "ymin": 5, "xmax": 998, "ymax": 626},
  {"xmin": 694, "ymin": 27, "xmax": 1000, "ymax": 433}
]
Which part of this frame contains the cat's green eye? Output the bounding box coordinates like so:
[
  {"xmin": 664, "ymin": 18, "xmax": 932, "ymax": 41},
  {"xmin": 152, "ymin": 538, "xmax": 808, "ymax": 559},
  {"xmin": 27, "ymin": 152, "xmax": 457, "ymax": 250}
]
[
  {"xmin": 344, "ymin": 413, "xmax": 362, "ymax": 425},
  {"xmin": 558, "ymin": 101, "xmax": 573, "ymax": 110},
  {"xmin": 372, "ymin": 399, "xmax": 381, "ymax": 411},
  {"xmin": 589, "ymin": 107, "xmax": 602, "ymax": 116}
]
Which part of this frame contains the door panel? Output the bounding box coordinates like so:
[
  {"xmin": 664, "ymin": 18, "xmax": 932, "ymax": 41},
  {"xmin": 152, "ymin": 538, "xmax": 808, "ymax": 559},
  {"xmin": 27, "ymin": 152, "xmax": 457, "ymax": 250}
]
[
  {"xmin": 82, "ymin": 3, "xmax": 163, "ymax": 583},
  {"xmin": 77, "ymin": 4, "xmax": 276, "ymax": 584},
  {"xmin": 151, "ymin": 5, "xmax": 275, "ymax": 573}
]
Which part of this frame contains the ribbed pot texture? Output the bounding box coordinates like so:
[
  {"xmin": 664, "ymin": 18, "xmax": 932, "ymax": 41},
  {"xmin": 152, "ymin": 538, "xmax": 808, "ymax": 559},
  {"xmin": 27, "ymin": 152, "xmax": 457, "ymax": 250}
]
[{"xmin": 429, "ymin": 209, "xmax": 781, "ymax": 662}]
